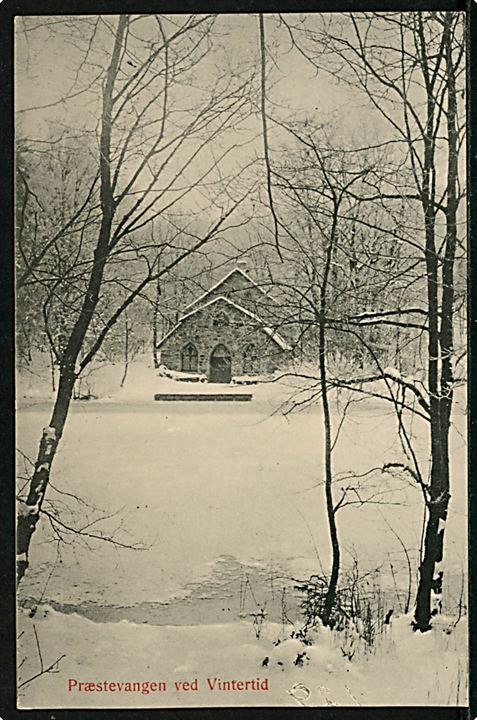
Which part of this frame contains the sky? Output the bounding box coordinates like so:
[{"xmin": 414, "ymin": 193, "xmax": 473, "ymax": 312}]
[
  {"xmin": 14, "ymin": 14, "xmax": 383, "ymax": 142},
  {"xmin": 14, "ymin": 15, "xmax": 388, "ymax": 240},
  {"xmin": 14, "ymin": 13, "xmax": 466, "ymax": 258}
]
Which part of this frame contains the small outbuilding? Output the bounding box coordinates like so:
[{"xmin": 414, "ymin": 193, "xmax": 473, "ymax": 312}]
[{"xmin": 157, "ymin": 267, "xmax": 291, "ymax": 383}]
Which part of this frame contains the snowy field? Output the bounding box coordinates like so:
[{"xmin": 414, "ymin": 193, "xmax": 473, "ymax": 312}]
[
  {"xmin": 16, "ymin": 356, "xmax": 468, "ymax": 707},
  {"xmin": 17, "ymin": 608, "xmax": 467, "ymax": 708}
]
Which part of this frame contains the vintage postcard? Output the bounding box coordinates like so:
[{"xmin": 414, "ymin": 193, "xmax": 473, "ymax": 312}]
[{"xmin": 12, "ymin": 7, "xmax": 469, "ymax": 712}]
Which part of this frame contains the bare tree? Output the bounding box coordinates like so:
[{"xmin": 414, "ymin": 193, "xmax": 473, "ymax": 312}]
[
  {"xmin": 16, "ymin": 14, "xmax": 258, "ymax": 582},
  {"xmin": 258, "ymin": 127, "xmax": 408, "ymax": 626},
  {"xmin": 276, "ymin": 10, "xmax": 466, "ymax": 631}
]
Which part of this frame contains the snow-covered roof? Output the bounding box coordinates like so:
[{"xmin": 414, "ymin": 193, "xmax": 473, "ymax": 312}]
[
  {"xmin": 157, "ymin": 295, "xmax": 292, "ymax": 351},
  {"xmin": 184, "ymin": 267, "xmax": 279, "ymax": 311}
]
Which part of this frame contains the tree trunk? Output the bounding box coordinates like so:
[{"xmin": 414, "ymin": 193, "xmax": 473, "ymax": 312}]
[
  {"xmin": 414, "ymin": 483, "xmax": 449, "ymax": 630},
  {"xmin": 320, "ymin": 321, "xmax": 340, "ymax": 626},
  {"xmin": 152, "ymin": 277, "xmax": 161, "ymax": 369},
  {"xmin": 17, "ymin": 366, "xmax": 76, "ymax": 582},
  {"xmin": 414, "ymin": 12, "xmax": 457, "ymax": 632},
  {"xmin": 319, "ymin": 207, "xmax": 340, "ymax": 627},
  {"xmin": 120, "ymin": 315, "xmax": 130, "ymax": 387},
  {"xmin": 16, "ymin": 16, "xmax": 128, "ymax": 584},
  {"xmin": 49, "ymin": 346, "xmax": 56, "ymax": 392}
]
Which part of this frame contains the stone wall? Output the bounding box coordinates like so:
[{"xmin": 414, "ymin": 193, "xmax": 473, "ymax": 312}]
[{"xmin": 159, "ymin": 298, "xmax": 288, "ymax": 378}]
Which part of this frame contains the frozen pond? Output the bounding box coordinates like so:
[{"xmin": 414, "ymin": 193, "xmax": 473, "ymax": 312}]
[{"xmin": 16, "ymin": 390, "xmax": 467, "ymax": 623}]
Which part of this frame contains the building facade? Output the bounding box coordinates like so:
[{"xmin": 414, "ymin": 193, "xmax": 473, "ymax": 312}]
[{"xmin": 157, "ymin": 268, "xmax": 291, "ymax": 383}]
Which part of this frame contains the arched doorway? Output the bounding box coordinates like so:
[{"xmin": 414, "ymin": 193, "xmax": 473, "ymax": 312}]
[
  {"xmin": 209, "ymin": 344, "xmax": 232, "ymax": 383},
  {"xmin": 181, "ymin": 343, "xmax": 198, "ymax": 372}
]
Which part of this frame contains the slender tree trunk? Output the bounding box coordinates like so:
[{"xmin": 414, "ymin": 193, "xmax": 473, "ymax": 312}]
[
  {"xmin": 319, "ymin": 207, "xmax": 340, "ymax": 627},
  {"xmin": 120, "ymin": 314, "xmax": 130, "ymax": 387},
  {"xmin": 152, "ymin": 277, "xmax": 161, "ymax": 369},
  {"xmin": 49, "ymin": 346, "xmax": 56, "ymax": 392},
  {"xmin": 414, "ymin": 13, "xmax": 457, "ymax": 631},
  {"xmin": 319, "ymin": 313, "xmax": 340, "ymax": 626},
  {"xmin": 16, "ymin": 16, "xmax": 128, "ymax": 584},
  {"xmin": 414, "ymin": 132, "xmax": 441, "ymax": 632}
]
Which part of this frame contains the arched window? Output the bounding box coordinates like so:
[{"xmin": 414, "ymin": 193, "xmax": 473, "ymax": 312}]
[
  {"xmin": 181, "ymin": 343, "xmax": 198, "ymax": 372},
  {"xmin": 243, "ymin": 344, "xmax": 260, "ymax": 374}
]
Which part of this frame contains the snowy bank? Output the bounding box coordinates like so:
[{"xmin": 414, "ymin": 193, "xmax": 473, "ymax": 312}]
[{"xmin": 17, "ymin": 607, "xmax": 467, "ymax": 708}]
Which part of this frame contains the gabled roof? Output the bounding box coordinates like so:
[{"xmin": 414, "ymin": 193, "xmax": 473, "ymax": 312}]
[
  {"xmin": 185, "ymin": 267, "xmax": 279, "ymax": 311},
  {"xmin": 157, "ymin": 295, "xmax": 292, "ymax": 351}
]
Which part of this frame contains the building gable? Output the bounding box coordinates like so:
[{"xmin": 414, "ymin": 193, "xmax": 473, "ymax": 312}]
[
  {"xmin": 185, "ymin": 268, "xmax": 277, "ymax": 315},
  {"xmin": 157, "ymin": 295, "xmax": 291, "ymax": 352}
]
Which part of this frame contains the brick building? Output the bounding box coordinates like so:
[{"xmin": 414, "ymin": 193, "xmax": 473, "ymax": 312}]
[{"xmin": 157, "ymin": 267, "xmax": 291, "ymax": 383}]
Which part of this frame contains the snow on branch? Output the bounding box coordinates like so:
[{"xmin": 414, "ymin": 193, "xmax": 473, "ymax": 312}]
[
  {"xmin": 331, "ymin": 370, "xmax": 430, "ymax": 416},
  {"xmin": 347, "ymin": 308, "xmax": 428, "ymax": 320},
  {"xmin": 383, "ymin": 462, "xmax": 430, "ymax": 502},
  {"xmin": 327, "ymin": 317, "xmax": 428, "ymax": 331}
]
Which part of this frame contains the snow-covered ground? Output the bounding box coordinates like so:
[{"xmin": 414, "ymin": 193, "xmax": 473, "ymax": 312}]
[
  {"xmin": 17, "ymin": 607, "xmax": 467, "ymax": 708},
  {"xmin": 16, "ymin": 354, "xmax": 468, "ymax": 706}
]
